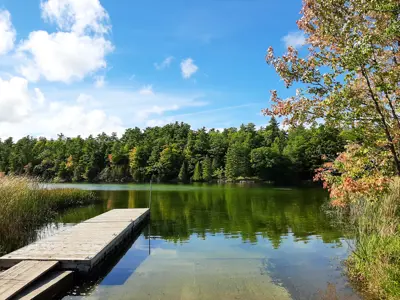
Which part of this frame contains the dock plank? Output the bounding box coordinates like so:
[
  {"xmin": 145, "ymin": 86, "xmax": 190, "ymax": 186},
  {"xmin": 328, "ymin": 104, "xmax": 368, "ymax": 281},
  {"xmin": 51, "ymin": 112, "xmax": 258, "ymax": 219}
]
[
  {"xmin": 0, "ymin": 260, "xmax": 58, "ymax": 299},
  {"xmin": 18, "ymin": 271, "xmax": 74, "ymax": 300},
  {"xmin": 0, "ymin": 208, "xmax": 150, "ymax": 272}
]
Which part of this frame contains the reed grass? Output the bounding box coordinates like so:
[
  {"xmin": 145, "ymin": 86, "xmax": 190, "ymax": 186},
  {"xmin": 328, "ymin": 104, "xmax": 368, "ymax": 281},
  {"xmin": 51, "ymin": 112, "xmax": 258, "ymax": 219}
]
[
  {"xmin": 0, "ymin": 176, "xmax": 98, "ymax": 255},
  {"xmin": 338, "ymin": 178, "xmax": 400, "ymax": 299}
]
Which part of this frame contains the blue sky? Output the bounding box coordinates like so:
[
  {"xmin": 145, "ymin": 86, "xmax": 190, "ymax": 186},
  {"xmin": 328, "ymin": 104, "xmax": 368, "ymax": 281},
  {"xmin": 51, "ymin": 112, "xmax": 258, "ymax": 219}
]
[{"xmin": 0, "ymin": 0, "xmax": 305, "ymax": 139}]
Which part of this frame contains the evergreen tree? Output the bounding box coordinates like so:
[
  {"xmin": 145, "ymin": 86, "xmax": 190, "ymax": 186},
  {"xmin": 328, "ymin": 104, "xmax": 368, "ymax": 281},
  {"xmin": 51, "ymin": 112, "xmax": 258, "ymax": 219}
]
[
  {"xmin": 192, "ymin": 161, "xmax": 202, "ymax": 182},
  {"xmin": 202, "ymin": 156, "xmax": 212, "ymax": 182},
  {"xmin": 211, "ymin": 157, "xmax": 219, "ymax": 174},
  {"xmin": 178, "ymin": 160, "xmax": 189, "ymax": 183}
]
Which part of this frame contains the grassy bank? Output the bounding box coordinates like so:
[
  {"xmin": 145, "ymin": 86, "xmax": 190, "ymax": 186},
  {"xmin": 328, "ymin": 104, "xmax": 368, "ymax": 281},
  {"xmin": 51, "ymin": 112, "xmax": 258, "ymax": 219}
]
[
  {"xmin": 0, "ymin": 176, "xmax": 98, "ymax": 255},
  {"xmin": 336, "ymin": 179, "xmax": 400, "ymax": 299}
]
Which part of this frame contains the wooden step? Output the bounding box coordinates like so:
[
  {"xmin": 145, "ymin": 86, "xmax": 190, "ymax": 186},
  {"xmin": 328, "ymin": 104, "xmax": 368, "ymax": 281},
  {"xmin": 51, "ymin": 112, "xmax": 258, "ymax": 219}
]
[
  {"xmin": 17, "ymin": 271, "xmax": 74, "ymax": 300},
  {"xmin": 0, "ymin": 260, "xmax": 58, "ymax": 300}
]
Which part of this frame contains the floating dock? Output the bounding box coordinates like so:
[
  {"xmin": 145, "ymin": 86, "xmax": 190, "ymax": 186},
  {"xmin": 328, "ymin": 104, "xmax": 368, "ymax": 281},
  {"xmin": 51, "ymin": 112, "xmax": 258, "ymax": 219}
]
[{"xmin": 0, "ymin": 208, "xmax": 150, "ymax": 299}]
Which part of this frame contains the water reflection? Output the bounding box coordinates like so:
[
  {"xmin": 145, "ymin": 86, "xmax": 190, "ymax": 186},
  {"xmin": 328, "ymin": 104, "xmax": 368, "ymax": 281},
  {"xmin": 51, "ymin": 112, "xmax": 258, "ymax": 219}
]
[
  {"xmin": 60, "ymin": 185, "xmax": 342, "ymax": 248},
  {"xmin": 57, "ymin": 184, "xmax": 360, "ymax": 299}
]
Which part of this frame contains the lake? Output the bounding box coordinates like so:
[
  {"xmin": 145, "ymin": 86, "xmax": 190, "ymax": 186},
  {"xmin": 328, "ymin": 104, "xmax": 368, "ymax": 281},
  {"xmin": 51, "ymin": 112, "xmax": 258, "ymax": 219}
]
[{"xmin": 36, "ymin": 184, "xmax": 362, "ymax": 299}]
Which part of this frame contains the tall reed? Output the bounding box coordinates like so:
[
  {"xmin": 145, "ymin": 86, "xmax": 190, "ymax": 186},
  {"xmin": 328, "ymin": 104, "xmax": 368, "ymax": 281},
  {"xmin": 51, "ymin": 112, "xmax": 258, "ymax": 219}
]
[
  {"xmin": 0, "ymin": 176, "xmax": 98, "ymax": 255},
  {"xmin": 339, "ymin": 178, "xmax": 400, "ymax": 299}
]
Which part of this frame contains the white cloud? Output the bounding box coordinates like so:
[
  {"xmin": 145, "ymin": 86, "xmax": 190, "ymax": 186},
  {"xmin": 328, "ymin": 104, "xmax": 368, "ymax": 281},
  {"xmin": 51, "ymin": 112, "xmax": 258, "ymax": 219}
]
[
  {"xmin": 0, "ymin": 2, "xmax": 221, "ymax": 139},
  {"xmin": 72, "ymin": 87, "xmax": 208, "ymax": 132},
  {"xmin": 0, "ymin": 77, "xmax": 210, "ymax": 139},
  {"xmin": 14, "ymin": 0, "xmax": 113, "ymax": 83},
  {"xmin": 154, "ymin": 56, "xmax": 174, "ymax": 70},
  {"xmin": 17, "ymin": 30, "xmax": 113, "ymax": 83},
  {"xmin": 180, "ymin": 58, "xmax": 198, "ymax": 79},
  {"xmin": 0, "ymin": 77, "xmax": 31, "ymax": 123},
  {"xmin": 0, "ymin": 76, "xmax": 124, "ymax": 139},
  {"xmin": 95, "ymin": 87, "xmax": 207, "ymax": 124},
  {"xmin": 0, "ymin": 10, "xmax": 16, "ymax": 55},
  {"xmin": 139, "ymin": 85, "xmax": 154, "ymax": 96},
  {"xmin": 145, "ymin": 118, "xmax": 174, "ymax": 127},
  {"xmin": 76, "ymin": 93, "xmax": 95, "ymax": 105},
  {"xmin": 282, "ymin": 31, "xmax": 306, "ymax": 48},
  {"xmin": 137, "ymin": 104, "xmax": 179, "ymax": 120},
  {"xmin": 94, "ymin": 75, "xmax": 105, "ymax": 88},
  {"xmin": 34, "ymin": 88, "xmax": 46, "ymax": 105},
  {"xmin": 41, "ymin": 0, "xmax": 110, "ymax": 35}
]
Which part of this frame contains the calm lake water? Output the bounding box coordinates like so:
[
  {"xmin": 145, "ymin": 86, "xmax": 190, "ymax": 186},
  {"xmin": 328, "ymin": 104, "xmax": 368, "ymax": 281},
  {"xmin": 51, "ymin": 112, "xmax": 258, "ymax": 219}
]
[{"xmin": 43, "ymin": 184, "xmax": 359, "ymax": 299}]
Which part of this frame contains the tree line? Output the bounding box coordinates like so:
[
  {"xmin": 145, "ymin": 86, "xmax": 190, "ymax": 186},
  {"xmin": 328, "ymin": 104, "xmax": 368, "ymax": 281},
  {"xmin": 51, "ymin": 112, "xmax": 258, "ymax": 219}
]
[{"xmin": 0, "ymin": 118, "xmax": 344, "ymax": 184}]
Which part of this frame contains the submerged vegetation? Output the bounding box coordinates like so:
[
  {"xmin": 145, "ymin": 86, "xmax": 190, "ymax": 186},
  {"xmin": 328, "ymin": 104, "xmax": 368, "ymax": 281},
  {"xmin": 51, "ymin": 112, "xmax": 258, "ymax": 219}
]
[{"xmin": 0, "ymin": 176, "xmax": 98, "ymax": 255}]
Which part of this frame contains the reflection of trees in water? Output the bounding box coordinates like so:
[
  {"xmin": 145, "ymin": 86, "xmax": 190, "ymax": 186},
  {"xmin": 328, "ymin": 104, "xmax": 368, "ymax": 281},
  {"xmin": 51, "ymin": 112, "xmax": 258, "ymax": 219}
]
[
  {"xmin": 55, "ymin": 187, "xmax": 343, "ymax": 250},
  {"xmin": 144, "ymin": 187, "xmax": 342, "ymax": 248}
]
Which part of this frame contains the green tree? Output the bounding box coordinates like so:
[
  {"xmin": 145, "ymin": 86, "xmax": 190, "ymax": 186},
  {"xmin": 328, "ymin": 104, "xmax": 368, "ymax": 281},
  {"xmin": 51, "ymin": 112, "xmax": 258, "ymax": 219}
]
[
  {"xmin": 211, "ymin": 157, "xmax": 219, "ymax": 174},
  {"xmin": 192, "ymin": 161, "xmax": 202, "ymax": 182},
  {"xmin": 264, "ymin": 117, "xmax": 280, "ymax": 147},
  {"xmin": 0, "ymin": 138, "xmax": 13, "ymax": 173},
  {"xmin": 213, "ymin": 167, "xmax": 224, "ymax": 180},
  {"xmin": 178, "ymin": 160, "xmax": 189, "ymax": 183},
  {"xmin": 202, "ymin": 156, "xmax": 212, "ymax": 182},
  {"xmin": 129, "ymin": 146, "xmax": 148, "ymax": 182},
  {"xmin": 264, "ymin": 0, "xmax": 400, "ymax": 200},
  {"xmin": 0, "ymin": 122, "xmax": 345, "ymax": 185},
  {"xmin": 158, "ymin": 144, "xmax": 182, "ymax": 181},
  {"xmin": 225, "ymin": 143, "xmax": 250, "ymax": 180}
]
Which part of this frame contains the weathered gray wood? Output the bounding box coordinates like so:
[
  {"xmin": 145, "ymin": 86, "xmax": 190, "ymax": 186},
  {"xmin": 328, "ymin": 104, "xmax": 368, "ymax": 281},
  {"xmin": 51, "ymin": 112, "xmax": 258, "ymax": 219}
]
[
  {"xmin": 0, "ymin": 260, "xmax": 58, "ymax": 299},
  {"xmin": 0, "ymin": 209, "xmax": 150, "ymax": 272},
  {"xmin": 17, "ymin": 271, "xmax": 74, "ymax": 300}
]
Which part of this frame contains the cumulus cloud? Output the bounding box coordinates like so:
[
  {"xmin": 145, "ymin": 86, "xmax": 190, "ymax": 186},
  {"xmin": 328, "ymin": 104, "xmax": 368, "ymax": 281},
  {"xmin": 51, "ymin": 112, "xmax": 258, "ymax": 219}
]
[
  {"xmin": 0, "ymin": 2, "xmax": 215, "ymax": 139},
  {"xmin": 0, "ymin": 10, "xmax": 16, "ymax": 55},
  {"xmin": 154, "ymin": 56, "xmax": 174, "ymax": 70},
  {"xmin": 17, "ymin": 31, "xmax": 113, "ymax": 83},
  {"xmin": 180, "ymin": 58, "xmax": 198, "ymax": 79},
  {"xmin": 0, "ymin": 77, "xmax": 31, "ymax": 123},
  {"xmin": 0, "ymin": 76, "xmax": 124, "ymax": 139},
  {"xmin": 282, "ymin": 31, "xmax": 306, "ymax": 48},
  {"xmin": 41, "ymin": 0, "xmax": 110, "ymax": 35},
  {"xmin": 16, "ymin": 0, "xmax": 113, "ymax": 83}
]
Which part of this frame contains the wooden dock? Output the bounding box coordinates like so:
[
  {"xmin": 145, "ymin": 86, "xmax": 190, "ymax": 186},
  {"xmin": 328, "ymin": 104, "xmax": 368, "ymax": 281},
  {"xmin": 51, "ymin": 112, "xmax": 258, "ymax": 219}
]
[
  {"xmin": 0, "ymin": 208, "xmax": 149, "ymax": 299},
  {"xmin": 0, "ymin": 208, "xmax": 150, "ymax": 272}
]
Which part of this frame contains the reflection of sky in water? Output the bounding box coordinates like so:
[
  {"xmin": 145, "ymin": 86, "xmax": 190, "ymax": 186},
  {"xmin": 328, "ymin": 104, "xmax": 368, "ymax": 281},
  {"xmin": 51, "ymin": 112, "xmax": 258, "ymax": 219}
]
[
  {"xmin": 64, "ymin": 231, "xmax": 359, "ymax": 300},
  {"xmin": 65, "ymin": 233, "xmax": 291, "ymax": 300}
]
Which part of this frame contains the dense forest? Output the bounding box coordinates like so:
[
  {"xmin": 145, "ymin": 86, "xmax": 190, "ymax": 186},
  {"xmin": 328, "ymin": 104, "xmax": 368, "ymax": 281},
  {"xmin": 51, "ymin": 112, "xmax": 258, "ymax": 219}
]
[{"xmin": 0, "ymin": 118, "xmax": 344, "ymax": 184}]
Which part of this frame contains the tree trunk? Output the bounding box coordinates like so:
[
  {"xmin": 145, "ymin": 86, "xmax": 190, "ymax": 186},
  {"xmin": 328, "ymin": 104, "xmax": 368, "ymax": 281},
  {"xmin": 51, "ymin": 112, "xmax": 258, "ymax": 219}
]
[
  {"xmin": 384, "ymin": 90, "xmax": 400, "ymax": 130},
  {"xmin": 362, "ymin": 67, "xmax": 400, "ymax": 175}
]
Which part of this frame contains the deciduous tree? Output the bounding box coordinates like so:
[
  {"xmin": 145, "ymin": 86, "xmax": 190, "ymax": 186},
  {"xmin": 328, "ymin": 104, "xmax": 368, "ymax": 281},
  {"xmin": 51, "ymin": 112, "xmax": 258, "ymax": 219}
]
[{"xmin": 264, "ymin": 0, "xmax": 400, "ymax": 203}]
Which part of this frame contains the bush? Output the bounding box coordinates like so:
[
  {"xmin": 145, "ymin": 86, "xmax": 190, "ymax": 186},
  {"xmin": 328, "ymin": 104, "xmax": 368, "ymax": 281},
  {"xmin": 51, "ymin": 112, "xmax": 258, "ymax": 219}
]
[{"xmin": 0, "ymin": 176, "xmax": 98, "ymax": 255}]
